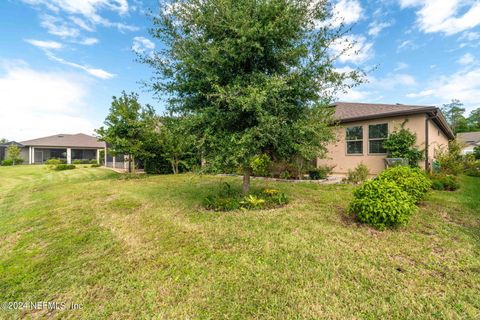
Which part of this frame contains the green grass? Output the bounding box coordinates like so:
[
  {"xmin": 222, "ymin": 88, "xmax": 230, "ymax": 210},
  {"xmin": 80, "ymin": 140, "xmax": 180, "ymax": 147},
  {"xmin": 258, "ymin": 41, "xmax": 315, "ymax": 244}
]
[{"xmin": 0, "ymin": 165, "xmax": 479, "ymax": 319}]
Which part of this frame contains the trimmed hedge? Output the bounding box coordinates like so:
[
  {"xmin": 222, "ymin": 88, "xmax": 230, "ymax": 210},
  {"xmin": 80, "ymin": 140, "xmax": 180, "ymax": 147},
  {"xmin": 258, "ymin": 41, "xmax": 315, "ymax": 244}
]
[{"xmin": 349, "ymin": 179, "xmax": 417, "ymax": 230}]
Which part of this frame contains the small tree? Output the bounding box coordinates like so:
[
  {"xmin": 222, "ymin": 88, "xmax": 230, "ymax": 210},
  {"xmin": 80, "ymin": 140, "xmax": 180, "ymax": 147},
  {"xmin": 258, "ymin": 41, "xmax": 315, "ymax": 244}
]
[
  {"xmin": 383, "ymin": 121, "xmax": 424, "ymax": 167},
  {"xmin": 7, "ymin": 145, "xmax": 22, "ymax": 165},
  {"xmin": 96, "ymin": 92, "xmax": 156, "ymax": 173},
  {"xmin": 0, "ymin": 138, "xmax": 7, "ymax": 144}
]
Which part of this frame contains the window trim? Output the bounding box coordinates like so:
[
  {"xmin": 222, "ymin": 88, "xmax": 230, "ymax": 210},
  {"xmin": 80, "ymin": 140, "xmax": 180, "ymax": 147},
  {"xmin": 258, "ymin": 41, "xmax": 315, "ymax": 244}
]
[
  {"xmin": 368, "ymin": 123, "xmax": 388, "ymax": 155},
  {"xmin": 345, "ymin": 125, "xmax": 364, "ymax": 155}
]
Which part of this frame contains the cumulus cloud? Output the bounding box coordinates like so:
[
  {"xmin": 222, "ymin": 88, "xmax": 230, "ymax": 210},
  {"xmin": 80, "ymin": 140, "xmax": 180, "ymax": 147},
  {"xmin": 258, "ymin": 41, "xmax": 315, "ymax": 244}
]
[
  {"xmin": 331, "ymin": 34, "xmax": 374, "ymax": 64},
  {"xmin": 406, "ymin": 66, "xmax": 480, "ymax": 111},
  {"xmin": 25, "ymin": 39, "xmax": 63, "ymax": 50},
  {"xmin": 132, "ymin": 36, "xmax": 155, "ymax": 55},
  {"xmin": 399, "ymin": 0, "xmax": 480, "ymax": 35},
  {"xmin": 331, "ymin": 0, "xmax": 363, "ymax": 27},
  {"xmin": 457, "ymin": 53, "xmax": 475, "ymax": 65},
  {"xmin": 0, "ymin": 61, "xmax": 96, "ymax": 141}
]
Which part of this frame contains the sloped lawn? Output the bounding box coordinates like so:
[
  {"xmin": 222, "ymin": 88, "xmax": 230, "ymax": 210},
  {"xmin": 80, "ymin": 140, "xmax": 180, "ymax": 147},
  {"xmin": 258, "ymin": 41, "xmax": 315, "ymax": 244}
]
[{"xmin": 0, "ymin": 165, "xmax": 479, "ymax": 319}]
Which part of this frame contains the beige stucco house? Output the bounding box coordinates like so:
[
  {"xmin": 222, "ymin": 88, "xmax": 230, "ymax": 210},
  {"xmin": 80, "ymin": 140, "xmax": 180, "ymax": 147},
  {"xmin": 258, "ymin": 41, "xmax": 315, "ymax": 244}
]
[{"xmin": 317, "ymin": 102, "xmax": 454, "ymax": 175}]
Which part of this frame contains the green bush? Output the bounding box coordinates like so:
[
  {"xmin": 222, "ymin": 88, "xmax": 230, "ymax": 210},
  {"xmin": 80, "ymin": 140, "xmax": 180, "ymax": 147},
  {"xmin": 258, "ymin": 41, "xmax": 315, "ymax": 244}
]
[
  {"xmin": 1, "ymin": 159, "xmax": 13, "ymax": 166},
  {"xmin": 377, "ymin": 166, "xmax": 431, "ymax": 202},
  {"xmin": 429, "ymin": 174, "xmax": 460, "ymax": 191},
  {"xmin": 435, "ymin": 140, "xmax": 463, "ymax": 175},
  {"xmin": 45, "ymin": 158, "xmax": 61, "ymax": 165},
  {"xmin": 250, "ymin": 154, "xmax": 271, "ymax": 177},
  {"xmin": 382, "ymin": 121, "xmax": 424, "ymax": 167},
  {"xmin": 91, "ymin": 163, "xmax": 101, "ymax": 168},
  {"xmin": 89, "ymin": 159, "xmax": 98, "ymax": 164},
  {"xmin": 308, "ymin": 166, "xmax": 333, "ymax": 180},
  {"xmin": 53, "ymin": 164, "xmax": 76, "ymax": 171},
  {"xmin": 349, "ymin": 179, "xmax": 417, "ymax": 230},
  {"xmin": 464, "ymin": 158, "xmax": 480, "ymax": 177},
  {"xmin": 346, "ymin": 162, "xmax": 369, "ymax": 184}
]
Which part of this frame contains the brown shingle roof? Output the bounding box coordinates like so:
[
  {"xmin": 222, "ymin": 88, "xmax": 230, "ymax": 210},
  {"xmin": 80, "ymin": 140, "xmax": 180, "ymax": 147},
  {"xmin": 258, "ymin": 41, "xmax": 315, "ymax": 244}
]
[
  {"xmin": 332, "ymin": 102, "xmax": 436, "ymax": 122},
  {"xmin": 331, "ymin": 102, "xmax": 455, "ymax": 139},
  {"xmin": 20, "ymin": 133, "xmax": 106, "ymax": 148},
  {"xmin": 457, "ymin": 132, "xmax": 480, "ymax": 146}
]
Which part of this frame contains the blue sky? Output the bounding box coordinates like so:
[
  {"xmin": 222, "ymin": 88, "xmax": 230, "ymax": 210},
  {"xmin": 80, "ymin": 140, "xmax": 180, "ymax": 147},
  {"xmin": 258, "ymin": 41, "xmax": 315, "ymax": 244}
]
[{"xmin": 0, "ymin": 0, "xmax": 479, "ymax": 141}]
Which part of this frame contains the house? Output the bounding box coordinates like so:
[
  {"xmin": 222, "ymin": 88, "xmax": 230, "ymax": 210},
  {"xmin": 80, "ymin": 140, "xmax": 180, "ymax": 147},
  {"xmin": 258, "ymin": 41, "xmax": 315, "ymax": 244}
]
[
  {"xmin": 0, "ymin": 133, "xmax": 106, "ymax": 164},
  {"xmin": 457, "ymin": 132, "xmax": 480, "ymax": 155},
  {"xmin": 317, "ymin": 102, "xmax": 455, "ymax": 175}
]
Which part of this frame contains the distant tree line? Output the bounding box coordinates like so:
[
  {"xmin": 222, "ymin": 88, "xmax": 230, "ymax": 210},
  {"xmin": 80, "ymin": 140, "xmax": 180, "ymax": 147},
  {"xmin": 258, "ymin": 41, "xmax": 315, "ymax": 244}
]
[{"xmin": 441, "ymin": 99, "xmax": 480, "ymax": 134}]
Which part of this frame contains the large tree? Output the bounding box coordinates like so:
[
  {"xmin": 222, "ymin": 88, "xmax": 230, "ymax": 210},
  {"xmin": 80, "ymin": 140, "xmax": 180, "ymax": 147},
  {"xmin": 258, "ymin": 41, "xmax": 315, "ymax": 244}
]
[
  {"xmin": 96, "ymin": 92, "xmax": 156, "ymax": 173},
  {"xmin": 141, "ymin": 0, "xmax": 364, "ymax": 193},
  {"xmin": 467, "ymin": 107, "xmax": 480, "ymax": 131}
]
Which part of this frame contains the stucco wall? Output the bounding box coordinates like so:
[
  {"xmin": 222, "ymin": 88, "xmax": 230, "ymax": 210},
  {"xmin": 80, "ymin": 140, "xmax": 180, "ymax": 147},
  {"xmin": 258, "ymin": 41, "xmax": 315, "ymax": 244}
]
[
  {"xmin": 426, "ymin": 119, "xmax": 449, "ymax": 165},
  {"xmin": 317, "ymin": 114, "xmax": 427, "ymax": 175}
]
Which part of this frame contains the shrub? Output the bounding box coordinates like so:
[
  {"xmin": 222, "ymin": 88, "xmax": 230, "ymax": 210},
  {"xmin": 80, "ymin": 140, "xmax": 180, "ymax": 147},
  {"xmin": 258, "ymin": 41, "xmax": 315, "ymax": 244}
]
[
  {"xmin": 45, "ymin": 158, "xmax": 61, "ymax": 165},
  {"xmin": 464, "ymin": 157, "xmax": 480, "ymax": 177},
  {"xmin": 377, "ymin": 166, "xmax": 431, "ymax": 202},
  {"xmin": 91, "ymin": 163, "xmax": 101, "ymax": 168},
  {"xmin": 72, "ymin": 159, "xmax": 82, "ymax": 164},
  {"xmin": 474, "ymin": 146, "xmax": 480, "ymax": 160},
  {"xmin": 349, "ymin": 179, "xmax": 417, "ymax": 230},
  {"xmin": 250, "ymin": 154, "xmax": 271, "ymax": 177},
  {"xmin": 434, "ymin": 140, "xmax": 463, "ymax": 175},
  {"xmin": 1, "ymin": 159, "xmax": 13, "ymax": 166},
  {"xmin": 346, "ymin": 163, "xmax": 369, "ymax": 184},
  {"xmin": 308, "ymin": 165, "xmax": 333, "ymax": 180},
  {"xmin": 429, "ymin": 174, "xmax": 460, "ymax": 191},
  {"xmin": 53, "ymin": 164, "xmax": 76, "ymax": 171},
  {"xmin": 89, "ymin": 159, "xmax": 98, "ymax": 164},
  {"xmin": 203, "ymin": 185, "xmax": 288, "ymax": 211},
  {"xmin": 382, "ymin": 121, "xmax": 424, "ymax": 167}
]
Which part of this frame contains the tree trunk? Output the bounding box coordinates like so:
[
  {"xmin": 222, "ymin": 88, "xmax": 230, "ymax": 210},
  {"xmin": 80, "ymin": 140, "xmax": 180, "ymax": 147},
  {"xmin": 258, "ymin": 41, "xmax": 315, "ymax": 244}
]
[{"xmin": 243, "ymin": 167, "xmax": 252, "ymax": 195}]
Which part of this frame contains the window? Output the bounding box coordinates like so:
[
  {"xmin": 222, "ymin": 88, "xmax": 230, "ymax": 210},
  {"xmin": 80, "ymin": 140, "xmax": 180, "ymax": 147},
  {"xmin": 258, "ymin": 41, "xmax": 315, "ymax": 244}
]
[
  {"xmin": 369, "ymin": 123, "xmax": 388, "ymax": 154},
  {"xmin": 346, "ymin": 126, "xmax": 363, "ymax": 154}
]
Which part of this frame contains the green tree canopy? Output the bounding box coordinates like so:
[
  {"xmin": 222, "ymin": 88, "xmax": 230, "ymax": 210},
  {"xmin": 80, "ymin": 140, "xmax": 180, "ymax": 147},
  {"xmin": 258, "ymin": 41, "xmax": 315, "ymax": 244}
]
[
  {"xmin": 442, "ymin": 99, "xmax": 468, "ymax": 134},
  {"xmin": 141, "ymin": 0, "xmax": 365, "ymax": 193},
  {"xmin": 96, "ymin": 91, "xmax": 156, "ymax": 172}
]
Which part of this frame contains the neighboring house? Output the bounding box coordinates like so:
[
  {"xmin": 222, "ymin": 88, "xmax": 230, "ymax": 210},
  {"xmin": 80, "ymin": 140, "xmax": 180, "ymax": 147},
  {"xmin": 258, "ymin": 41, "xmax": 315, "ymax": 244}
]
[
  {"xmin": 317, "ymin": 102, "xmax": 455, "ymax": 175},
  {"xmin": 0, "ymin": 133, "xmax": 106, "ymax": 164},
  {"xmin": 457, "ymin": 132, "xmax": 480, "ymax": 155}
]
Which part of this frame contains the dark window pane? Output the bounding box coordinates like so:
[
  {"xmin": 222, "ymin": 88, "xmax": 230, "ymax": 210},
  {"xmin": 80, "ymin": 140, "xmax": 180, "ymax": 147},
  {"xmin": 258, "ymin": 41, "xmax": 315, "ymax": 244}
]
[
  {"xmin": 347, "ymin": 141, "xmax": 363, "ymax": 154},
  {"xmin": 346, "ymin": 126, "xmax": 363, "ymax": 140},
  {"xmin": 369, "ymin": 123, "xmax": 388, "ymax": 139},
  {"xmin": 369, "ymin": 139, "xmax": 386, "ymax": 154}
]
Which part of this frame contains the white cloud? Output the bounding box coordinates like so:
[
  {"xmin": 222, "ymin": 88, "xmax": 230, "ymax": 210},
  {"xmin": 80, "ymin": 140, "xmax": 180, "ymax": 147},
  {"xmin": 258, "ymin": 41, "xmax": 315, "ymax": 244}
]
[
  {"xmin": 399, "ymin": 0, "xmax": 480, "ymax": 35},
  {"xmin": 331, "ymin": 0, "xmax": 363, "ymax": 27},
  {"xmin": 45, "ymin": 52, "xmax": 115, "ymax": 79},
  {"xmin": 0, "ymin": 61, "xmax": 96, "ymax": 141},
  {"xmin": 132, "ymin": 36, "xmax": 155, "ymax": 54},
  {"xmin": 406, "ymin": 66, "xmax": 480, "ymax": 109},
  {"xmin": 457, "ymin": 53, "xmax": 475, "ymax": 65},
  {"xmin": 76, "ymin": 37, "xmax": 99, "ymax": 45},
  {"xmin": 397, "ymin": 39, "xmax": 418, "ymax": 51},
  {"xmin": 460, "ymin": 31, "xmax": 480, "ymax": 41},
  {"xmin": 331, "ymin": 35, "xmax": 374, "ymax": 64},
  {"xmin": 368, "ymin": 21, "xmax": 392, "ymax": 36},
  {"xmin": 25, "ymin": 39, "xmax": 63, "ymax": 50},
  {"xmin": 40, "ymin": 14, "xmax": 80, "ymax": 38},
  {"xmin": 22, "ymin": 0, "xmax": 137, "ymax": 34}
]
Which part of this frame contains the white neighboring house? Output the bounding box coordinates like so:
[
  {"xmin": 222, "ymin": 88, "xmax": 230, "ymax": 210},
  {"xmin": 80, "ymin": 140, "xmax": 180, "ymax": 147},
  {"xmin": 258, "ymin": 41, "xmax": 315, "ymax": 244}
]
[
  {"xmin": 0, "ymin": 133, "xmax": 106, "ymax": 164},
  {"xmin": 457, "ymin": 132, "xmax": 480, "ymax": 155}
]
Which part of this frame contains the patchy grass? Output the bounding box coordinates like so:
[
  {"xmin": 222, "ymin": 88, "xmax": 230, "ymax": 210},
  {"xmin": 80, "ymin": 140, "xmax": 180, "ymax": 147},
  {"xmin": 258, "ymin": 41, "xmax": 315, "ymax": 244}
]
[{"xmin": 0, "ymin": 165, "xmax": 479, "ymax": 319}]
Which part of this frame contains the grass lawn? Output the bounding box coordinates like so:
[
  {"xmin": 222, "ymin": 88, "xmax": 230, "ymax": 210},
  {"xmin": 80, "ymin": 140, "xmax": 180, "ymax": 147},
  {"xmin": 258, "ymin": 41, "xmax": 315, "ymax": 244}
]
[{"xmin": 0, "ymin": 165, "xmax": 479, "ymax": 319}]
